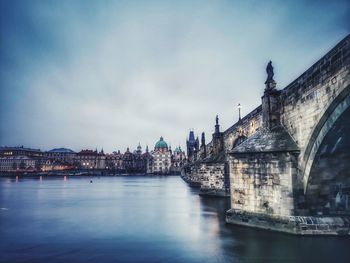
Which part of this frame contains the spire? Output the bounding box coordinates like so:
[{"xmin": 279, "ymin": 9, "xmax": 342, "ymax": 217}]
[
  {"xmin": 188, "ymin": 130, "xmax": 195, "ymax": 142},
  {"xmin": 195, "ymin": 136, "xmax": 199, "ymax": 151},
  {"xmin": 201, "ymin": 132, "xmax": 207, "ymax": 158},
  {"xmin": 201, "ymin": 132, "xmax": 205, "ymax": 147},
  {"xmin": 146, "ymin": 145, "xmax": 149, "ymax": 153}
]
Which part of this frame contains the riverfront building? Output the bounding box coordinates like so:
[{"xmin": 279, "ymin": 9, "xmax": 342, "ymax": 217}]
[
  {"xmin": 0, "ymin": 138, "xmax": 183, "ymax": 174},
  {"xmin": 44, "ymin": 148, "xmax": 76, "ymax": 164},
  {"xmin": 74, "ymin": 149, "xmax": 106, "ymax": 170},
  {"xmin": 151, "ymin": 137, "xmax": 171, "ymax": 174},
  {"xmin": 0, "ymin": 155, "xmax": 39, "ymax": 171},
  {"xmin": 0, "ymin": 146, "xmax": 44, "ymax": 172},
  {"xmin": 105, "ymin": 151, "xmax": 123, "ymax": 171},
  {"xmin": 142, "ymin": 146, "xmax": 153, "ymax": 174},
  {"xmin": 171, "ymin": 146, "xmax": 186, "ymax": 173},
  {"xmin": 0, "ymin": 146, "xmax": 43, "ymax": 158}
]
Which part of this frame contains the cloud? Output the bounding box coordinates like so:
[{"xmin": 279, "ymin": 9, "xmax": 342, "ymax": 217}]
[{"xmin": 0, "ymin": 0, "xmax": 349, "ymax": 152}]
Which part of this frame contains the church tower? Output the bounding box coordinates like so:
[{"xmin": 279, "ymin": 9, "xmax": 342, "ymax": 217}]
[
  {"xmin": 186, "ymin": 130, "xmax": 197, "ymax": 160},
  {"xmin": 201, "ymin": 132, "xmax": 207, "ymax": 158}
]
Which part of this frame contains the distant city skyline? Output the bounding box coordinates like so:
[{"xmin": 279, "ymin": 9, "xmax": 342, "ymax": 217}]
[{"xmin": 1, "ymin": 0, "xmax": 349, "ymax": 152}]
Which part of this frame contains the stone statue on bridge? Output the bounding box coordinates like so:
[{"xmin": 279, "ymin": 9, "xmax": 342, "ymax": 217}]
[
  {"xmin": 265, "ymin": 60, "xmax": 276, "ymax": 90},
  {"xmin": 265, "ymin": 60, "xmax": 274, "ymax": 83}
]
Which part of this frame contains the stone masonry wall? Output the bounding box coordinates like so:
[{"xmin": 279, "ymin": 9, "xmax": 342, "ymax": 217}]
[
  {"xmin": 229, "ymin": 152, "xmax": 298, "ymax": 217},
  {"xmin": 223, "ymin": 106, "xmax": 262, "ymax": 152},
  {"xmin": 200, "ymin": 163, "xmax": 226, "ymax": 190},
  {"xmin": 181, "ymin": 163, "xmax": 203, "ymax": 187},
  {"xmin": 280, "ymin": 36, "xmax": 350, "ymax": 188}
]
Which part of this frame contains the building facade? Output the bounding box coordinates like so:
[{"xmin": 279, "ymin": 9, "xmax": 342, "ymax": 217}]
[
  {"xmin": 171, "ymin": 146, "xmax": 186, "ymax": 173},
  {"xmin": 0, "ymin": 146, "xmax": 43, "ymax": 158},
  {"xmin": 44, "ymin": 148, "xmax": 76, "ymax": 164},
  {"xmin": 105, "ymin": 151, "xmax": 123, "ymax": 171},
  {"xmin": 142, "ymin": 146, "xmax": 153, "ymax": 174},
  {"xmin": 74, "ymin": 149, "xmax": 106, "ymax": 169},
  {"xmin": 0, "ymin": 146, "xmax": 44, "ymax": 172},
  {"xmin": 0, "ymin": 156, "xmax": 40, "ymax": 172},
  {"xmin": 0, "ymin": 141, "xmax": 183, "ymax": 174},
  {"xmin": 151, "ymin": 137, "xmax": 171, "ymax": 174}
]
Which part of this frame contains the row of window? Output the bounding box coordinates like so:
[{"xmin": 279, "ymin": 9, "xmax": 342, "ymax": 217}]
[{"xmin": 0, "ymin": 160, "xmax": 35, "ymax": 164}]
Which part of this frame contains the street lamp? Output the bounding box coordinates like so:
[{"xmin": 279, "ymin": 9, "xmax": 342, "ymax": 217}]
[{"xmin": 238, "ymin": 103, "xmax": 242, "ymax": 121}]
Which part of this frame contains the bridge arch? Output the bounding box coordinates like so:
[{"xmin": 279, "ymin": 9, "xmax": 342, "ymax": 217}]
[
  {"xmin": 302, "ymin": 84, "xmax": 350, "ymax": 192},
  {"xmin": 302, "ymin": 85, "xmax": 350, "ymax": 215}
]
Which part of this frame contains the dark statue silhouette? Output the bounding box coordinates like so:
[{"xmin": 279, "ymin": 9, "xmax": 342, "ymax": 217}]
[{"xmin": 265, "ymin": 60, "xmax": 275, "ymax": 84}]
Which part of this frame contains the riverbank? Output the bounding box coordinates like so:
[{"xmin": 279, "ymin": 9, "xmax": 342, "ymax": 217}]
[{"xmin": 0, "ymin": 170, "xmax": 180, "ymax": 177}]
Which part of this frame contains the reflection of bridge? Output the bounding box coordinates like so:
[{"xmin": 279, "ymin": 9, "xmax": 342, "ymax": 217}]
[{"xmin": 186, "ymin": 35, "xmax": 350, "ymax": 235}]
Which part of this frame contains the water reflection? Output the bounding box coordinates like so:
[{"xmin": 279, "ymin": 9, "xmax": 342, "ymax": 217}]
[{"xmin": 0, "ymin": 176, "xmax": 349, "ymax": 263}]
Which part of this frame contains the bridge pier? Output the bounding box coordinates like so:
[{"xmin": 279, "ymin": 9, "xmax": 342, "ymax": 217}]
[
  {"xmin": 226, "ymin": 141, "xmax": 350, "ymax": 234},
  {"xmin": 226, "ymin": 209, "xmax": 350, "ymax": 235}
]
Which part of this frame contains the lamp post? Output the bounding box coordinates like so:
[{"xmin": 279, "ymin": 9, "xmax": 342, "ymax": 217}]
[{"xmin": 238, "ymin": 103, "xmax": 242, "ymax": 121}]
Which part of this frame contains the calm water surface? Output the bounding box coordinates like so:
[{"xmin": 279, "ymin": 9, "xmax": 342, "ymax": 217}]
[{"xmin": 0, "ymin": 176, "xmax": 349, "ymax": 263}]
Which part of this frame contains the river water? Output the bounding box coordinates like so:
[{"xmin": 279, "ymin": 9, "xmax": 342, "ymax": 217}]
[{"xmin": 0, "ymin": 176, "xmax": 349, "ymax": 263}]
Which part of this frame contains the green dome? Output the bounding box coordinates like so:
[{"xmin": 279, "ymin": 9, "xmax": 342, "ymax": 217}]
[
  {"xmin": 155, "ymin": 136, "xmax": 168, "ymax": 149},
  {"xmin": 174, "ymin": 146, "xmax": 182, "ymax": 153}
]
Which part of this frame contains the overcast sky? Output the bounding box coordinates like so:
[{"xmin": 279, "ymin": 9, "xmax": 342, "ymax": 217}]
[{"xmin": 0, "ymin": 0, "xmax": 349, "ymax": 153}]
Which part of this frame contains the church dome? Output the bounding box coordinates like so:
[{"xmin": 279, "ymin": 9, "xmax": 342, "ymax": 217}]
[
  {"xmin": 155, "ymin": 137, "xmax": 168, "ymax": 149},
  {"xmin": 174, "ymin": 146, "xmax": 182, "ymax": 153}
]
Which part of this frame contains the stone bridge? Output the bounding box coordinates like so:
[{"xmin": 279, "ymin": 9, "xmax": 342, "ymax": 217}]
[
  {"xmin": 227, "ymin": 34, "xmax": 350, "ymax": 235},
  {"xmin": 183, "ymin": 34, "xmax": 350, "ymax": 235}
]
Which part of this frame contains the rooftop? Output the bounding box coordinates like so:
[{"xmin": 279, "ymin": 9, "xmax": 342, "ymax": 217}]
[
  {"xmin": 48, "ymin": 148, "xmax": 75, "ymax": 153},
  {"xmin": 230, "ymin": 125, "xmax": 299, "ymax": 154},
  {"xmin": 0, "ymin": 146, "xmax": 41, "ymax": 152}
]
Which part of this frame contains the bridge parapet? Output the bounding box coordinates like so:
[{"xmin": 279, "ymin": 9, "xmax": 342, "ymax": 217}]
[{"xmin": 223, "ymin": 106, "xmax": 262, "ymax": 152}]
